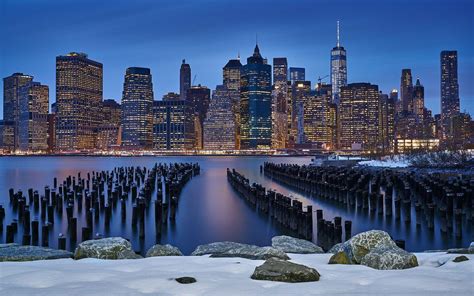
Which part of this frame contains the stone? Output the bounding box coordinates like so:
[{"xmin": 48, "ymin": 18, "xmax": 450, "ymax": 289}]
[
  {"xmin": 341, "ymin": 230, "xmax": 397, "ymax": 263},
  {"xmin": 146, "ymin": 244, "xmax": 183, "ymax": 257},
  {"xmin": 74, "ymin": 237, "xmax": 142, "ymax": 260},
  {"xmin": 0, "ymin": 243, "xmax": 73, "ymax": 262},
  {"xmin": 360, "ymin": 245, "xmax": 418, "ymax": 270},
  {"xmin": 271, "ymin": 235, "xmax": 324, "ymax": 254},
  {"xmin": 175, "ymin": 277, "xmax": 196, "ymax": 284},
  {"xmin": 192, "ymin": 241, "xmax": 290, "ymax": 260},
  {"xmin": 447, "ymin": 242, "xmax": 474, "ymax": 254},
  {"xmin": 251, "ymin": 257, "xmax": 320, "ymax": 283},
  {"xmin": 328, "ymin": 243, "xmax": 343, "ymax": 254},
  {"xmin": 328, "ymin": 251, "xmax": 351, "ymax": 264},
  {"xmin": 453, "ymin": 255, "xmax": 469, "ymax": 263}
]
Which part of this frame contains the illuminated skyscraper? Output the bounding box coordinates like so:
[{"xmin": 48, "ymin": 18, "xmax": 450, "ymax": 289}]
[
  {"xmin": 330, "ymin": 21, "xmax": 347, "ymax": 104},
  {"xmin": 272, "ymin": 57, "xmax": 289, "ymax": 149},
  {"xmin": 292, "ymin": 81, "xmax": 311, "ymax": 144},
  {"xmin": 97, "ymin": 99, "xmax": 121, "ymax": 150},
  {"xmin": 240, "ymin": 44, "xmax": 272, "ymax": 149},
  {"xmin": 187, "ymin": 85, "xmax": 210, "ymax": 149},
  {"xmin": 223, "ymin": 58, "xmax": 242, "ymax": 149},
  {"xmin": 305, "ymin": 83, "xmax": 335, "ymax": 149},
  {"xmin": 121, "ymin": 67, "xmax": 154, "ymax": 150},
  {"xmin": 413, "ymin": 78, "xmax": 425, "ymax": 118},
  {"xmin": 3, "ymin": 72, "xmax": 33, "ymax": 151},
  {"xmin": 180, "ymin": 59, "xmax": 191, "ymax": 100},
  {"xmin": 400, "ymin": 69, "xmax": 413, "ymax": 112},
  {"xmin": 289, "ymin": 67, "xmax": 305, "ymax": 84},
  {"xmin": 379, "ymin": 92, "xmax": 396, "ymax": 153},
  {"xmin": 153, "ymin": 99, "xmax": 195, "ymax": 150},
  {"xmin": 440, "ymin": 50, "xmax": 460, "ymax": 138},
  {"xmin": 203, "ymin": 85, "xmax": 236, "ymax": 150},
  {"xmin": 18, "ymin": 82, "xmax": 49, "ymax": 152},
  {"xmin": 55, "ymin": 53, "xmax": 103, "ymax": 151},
  {"xmin": 339, "ymin": 83, "xmax": 380, "ymax": 151}
]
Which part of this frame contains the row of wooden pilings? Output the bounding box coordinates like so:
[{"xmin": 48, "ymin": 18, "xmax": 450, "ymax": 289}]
[
  {"xmin": 263, "ymin": 162, "xmax": 473, "ymax": 240},
  {"xmin": 1, "ymin": 163, "xmax": 200, "ymax": 251},
  {"xmin": 227, "ymin": 168, "xmax": 351, "ymax": 249}
]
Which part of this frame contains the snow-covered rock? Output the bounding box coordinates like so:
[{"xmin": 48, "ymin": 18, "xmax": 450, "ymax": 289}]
[
  {"xmin": 251, "ymin": 257, "xmax": 320, "ymax": 282},
  {"xmin": 328, "ymin": 251, "xmax": 351, "ymax": 264},
  {"xmin": 360, "ymin": 245, "xmax": 418, "ymax": 270},
  {"xmin": 271, "ymin": 235, "xmax": 324, "ymax": 254},
  {"xmin": 192, "ymin": 241, "xmax": 290, "ymax": 260},
  {"xmin": 447, "ymin": 242, "xmax": 474, "ymax": 254},
  {"xmin": 342, "ymin": 230, "xmax": 397, "ymax": 263},
  {"xmin": 146, "ymin": 244, "xmax": 183, "ymax": 257},
  {"xmin": 328, "ymin": 243, "xmax": 343, "ymax": 254},
  {"xmin": 74, "ymin": 237, "xmax": 142, "ymax": 260},
  {"xmin": 0, "ymin": 243, "xmax": 72, "ymax": 261}
]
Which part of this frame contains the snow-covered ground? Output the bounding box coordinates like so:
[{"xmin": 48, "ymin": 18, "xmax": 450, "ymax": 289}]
[
  {"xmin": 358, "ymin": 155, "xmax": 411, "ymax": 168},
  {"xmin": 0, "ymin": 252, "xmax": 472, "ymax": 296}
]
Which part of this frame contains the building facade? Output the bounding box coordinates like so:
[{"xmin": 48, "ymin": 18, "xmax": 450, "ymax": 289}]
[
  {"xmin": 121, "ymin": 67, "xmax": 154, "ymax": 150},
  {"xmin": 186, "ymin": 85, "xmax": 210, "ymax": 149},
  {"xmin": 330, "ymin": 21, "xmax": 347, "ymax": 105},
  {"xmin": 180, "ymin": 59, "xmax": 191, "ymax": 100},
  {"xmin": 440, "ymin": 50, "xmax": 460, "ymax": 139},
  {"xmin": 97, "ymin": 99, "xmax": 121, "ymax": 150},
  {"xmin": 223, "ymin": 58, "xmax": 242, "ymax": 149},
  {"xmin": 55, "ymin": 53, "xmax": 103, "ymax": 151},
  {"xmin": 400, "ymin": 69, "xmax": 413, "ymax": 113},
  {"xmin": 240, "ymin": 45, "xmax": 272, "ymax": 149},
  {"xmin": 272, "ymin": 57, "xmax": 289, "ymax": 149},
  {"xmin": 289, "ymin": 67, "xmax": 305, "ymax": 84}
]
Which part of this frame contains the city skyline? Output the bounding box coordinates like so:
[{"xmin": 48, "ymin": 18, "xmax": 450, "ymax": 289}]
[{"xmin": 1, "ymin": 0, "xmax": 473, "ymax": 117}]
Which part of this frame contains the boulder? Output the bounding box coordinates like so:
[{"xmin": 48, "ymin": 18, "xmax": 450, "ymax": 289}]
[
  {"xmin": 453, "ymin": 255, "xmax": 469, "ymax": 263},
  {"xmin": 251, "ymin": 257, "xmax": 320, "ymax": 283},
  {"xmin": 146, "ymin": 244, "xmax": 183, "ymax": 257},
  {"xmin": 360, "ymin": 245, "xmax": 418, "ymax": 270},
  {"xmin": 328, "ymin": 251, "xmax": 351, "ymax": 264},
  {"xmin": 192, "ymin": 241, "xmax": 290, "ymax": 260},
  {"xmin": 271, "ymin": 235, "xmax": 324, "ymax": 254},
  {"xmin": 0, "ymin": 243, "xmax": 73, "ymax": 262},
  {"xmin": 328, "ymin": 243, "xmax": 343, "ymax": 254},
  {"xmin": 338, "ymin": 230, "xmax": 397, "ymax": 263},
  {"xmin": 175, "ymin": 277, "xmax": 196, "ymax": 284},
  {"xmin": 74, "ymin": 237, "xmax": 142, "ymax": 260}
]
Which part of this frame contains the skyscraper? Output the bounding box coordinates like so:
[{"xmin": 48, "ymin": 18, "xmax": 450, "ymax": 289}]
[
  {"xmin": 180, "ymin": 59, "xmax": 191, "ymax": 100},
  {"xmin": 304, "ymin": 83, "xmax": 334, "ymax": 148},
  {"xmin": 121, "ymin": 67, "xmax": 154, "ymax": 150},
  {"xmin": 223, "ymin": 58, "xmax": 242, "ymax": 149},
  {"xmin": 330, "ymin": 21, "xmax": 347, "ymax": 104},
  {"xmin": 97, "ymin": 99, "xmax": 121, "ymax": 150},
  {"xmin": 186, "ymin": 85, "xmax": 210, "ymax": 149},
  {"xmin": 292, "ymin": 81, "xmax": 311, "ymax": 144},
  {"xmin": 3, "ymin": 73, "xmax": 33, "ymax": 151},
  {"xmin": 203, "ymin": 85, "xmax": 236, "ymax": 150},
  {"xmin": 272, "ymin": 57, "xmax": 289, "ymax": 149},
  {"xmin": 339, "ymin": 83, "xmax": 380, "ymax": 151},
  {"xmin": 400, "ymin": 69, "xmax": 413, "ymax": 112},
  {"xmin": 240, "ymin": 44, "xmax": 272, "ymax": 149},
  {"xmin": 289, "ymin": 67, "xmax": 305, "ymax": 84},
  {"xmin": 18, "ymin": 82, "xmax": 49, "ymax": 152},
  {"xmin": 413, "ymin": 78, "xmax": 425, "ymax": 118},
  {"xmin": 55, "ymin": 53, "xmax": 103, "ymax": 151},
  {"xmin": 440, "ymin": 50, "xmax": 460, "ymax": 138}
]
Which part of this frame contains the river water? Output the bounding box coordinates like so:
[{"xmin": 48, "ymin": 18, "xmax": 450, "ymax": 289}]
[{"xmin": 0, "ymin": 156, "xmax": 471, "ymax": 254}]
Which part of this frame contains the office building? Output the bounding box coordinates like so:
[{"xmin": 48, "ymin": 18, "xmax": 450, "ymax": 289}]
[
  {"xmin": 289, "ymin": 67, "xmax": 305, "ymax": 84},
  {"xmin": 330, "ymin": 21, "xmax": 347, "ymax": 104},
  {"xmin": 180, "ymin": 59, "xmax": 191, "ymax": 100}
]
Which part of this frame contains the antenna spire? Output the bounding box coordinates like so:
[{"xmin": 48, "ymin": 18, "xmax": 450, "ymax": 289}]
[{"xmin": 336, "ymin": 20, "xmax": 340, "ymax": 47}]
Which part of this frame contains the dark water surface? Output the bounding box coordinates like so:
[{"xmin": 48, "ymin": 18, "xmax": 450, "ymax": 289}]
[{"xmin": 0, "ymin": 156, "xmax": 471, "ymax": 254}]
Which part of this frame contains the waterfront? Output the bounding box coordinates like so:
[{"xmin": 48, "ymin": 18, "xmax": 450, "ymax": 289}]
[{"xmin": 0, "ymin": 156, "xmax": 471, "ymax": 254}]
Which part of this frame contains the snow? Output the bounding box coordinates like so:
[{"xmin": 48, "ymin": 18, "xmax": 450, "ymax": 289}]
[
  {"xmin": 358, "ymin": 155, "xmax": 411, "ymax": 168},
  {"xmin": 1, "ymin": 253, "xmax": 472, "ymax": 295}
]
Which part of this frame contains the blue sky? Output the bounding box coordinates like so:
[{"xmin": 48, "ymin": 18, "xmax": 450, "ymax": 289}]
[{"xmin": 1, "ymin": 0, "xmax": 473, "ymax": 116}]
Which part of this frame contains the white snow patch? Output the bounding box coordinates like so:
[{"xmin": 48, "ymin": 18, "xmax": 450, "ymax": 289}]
[
  {"xmin": 0, "ymin": 253, "xmax": 472, "ymax": 295},
  {"xmin": 358, "ymin": 155, "xmax": 411, "ymax": 168}
]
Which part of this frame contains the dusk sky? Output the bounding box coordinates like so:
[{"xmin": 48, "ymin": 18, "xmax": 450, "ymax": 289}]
[{"xmin": 1, "ymin": 0, "xmax": 473, "ymax": 116}]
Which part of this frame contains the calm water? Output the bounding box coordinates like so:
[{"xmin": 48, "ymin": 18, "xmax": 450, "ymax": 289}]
[{"xmin": 0, "ymin": 156, "xmax": 471, "ymax": 254}]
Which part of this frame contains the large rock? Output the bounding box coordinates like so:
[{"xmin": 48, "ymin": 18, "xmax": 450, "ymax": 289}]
[
  {"xmin": 328, "ymin": 243, "xmax": 343, "ymax": 254},
  {"xmin": 175, "ymin": 277, "xmax": 196, "ymax": 284},
  {"xmin": 191, "ymin": 241, "xmax": 289, "ymax": 260},
  {"xmin": 342, "ymin": 230, "xmax": 397, "ymax": 263},
  {"xmin": 453, "ymin": 255, "xmax": 469, "ymax": 263},
  {"xmin": 74, "ymin": 237, "xmax": 141, "ymax": 260},
  {"xmin": 328, "ymin": 251, "xmax": 351, "ymax": 264},
  {"xmin": 251, "ymin": 257, "xmax": 320, "ymax": 282},
  {"xmin": 271, "ymin": 235, "xmax": 324, "ymax": 254},
  {"xmin": 360, "ymin": 245, "xmax": 418, "ymax": 270},
  {"xmin": 146, "ymin": 244, "xmax": 183, "ymax": 257},
  {"xmin": 447, "ymin": 242, "xmax": 474, "ymax": 254},
  {"xmin": 0, "ymin": 243, "xmax": 73, "ymax": 262}
]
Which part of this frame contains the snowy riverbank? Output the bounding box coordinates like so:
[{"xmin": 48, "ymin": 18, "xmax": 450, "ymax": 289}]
[{"xmin": 1, "ymin": 252, "xmax": 472, "ymax": 296}]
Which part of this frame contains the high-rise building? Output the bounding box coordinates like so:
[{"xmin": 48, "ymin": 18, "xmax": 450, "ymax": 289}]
[
  {"xmin": 163, "ymin": 92, "xmax": 180, "ymax": 101},
  {"xmin": 223, "ymin": 58, "xmax": 242, "ymax": 149},
  {"xmin": 97, "ymin": 99, "xmax": 121, "ymax": 150},
  {"xmin": 400, "ymin": 69, "xmax": 413, "ymax": 113},
  {"xmin": 289, "ymin": 67, "xmax": 305, "ymax": 84},
  {"xmin": 339, "ymin": 83, "xmax": 380, "ymax": 151},
  {"xmin": 3, "ymin": 73, "xmax": 33, "ymax": 151},
  {"xmin": 292, "ymin": 81, "xmax": 311, "ymax": 144},
  {"xmin": 153, "ymin": 99, "xmax": 195, "ymax": 150},
  {"xmin": 55, "ymin": 52, "xmax": 103, "ymax": 151},
  {"xmin": 440, "ymin": 50, "xmax": 460, "ymax": 138},
  {"xmin": 180, "ymin": 59, "xmax": 191, "ymax": 100},
  {"xmin": 330, "ymin": 21, "xmax": 347, "ymax": 105},
  {"xmin": 186, "ymin": 85, "xmax": 210, "ymax": 149},
  {"xmin": 18, "ymin": 82, "xmax": 49, "ymax": 152},
  {"xmin": 203, "ymin": 85, "xmax": 237, "ymax": 150},
  {"xmin": 272, "ymin": 57, "xmax": 289, "ymax": 149},
  {"xmin": 0, "ymin": 120, "xmax": 15, "ymax": 153},
  {"xmin": 121, "ymin": 67, "xmax": 154, "ymax": 150},
  {"xmin": 304, "ymin": 83, "xmax": 335, "ymax": 148},
  {"xmin": 240, "ymin": 44, "xmax": 272, "ymax": 149},
  {"xmin": 413, "ymin": 78, "xmax": 425, "ymax": 118},
  {"xmin": 379, "ymin": 92, "xmax": 396, "ymax": 153}
]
